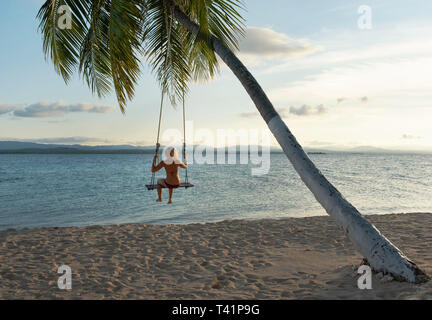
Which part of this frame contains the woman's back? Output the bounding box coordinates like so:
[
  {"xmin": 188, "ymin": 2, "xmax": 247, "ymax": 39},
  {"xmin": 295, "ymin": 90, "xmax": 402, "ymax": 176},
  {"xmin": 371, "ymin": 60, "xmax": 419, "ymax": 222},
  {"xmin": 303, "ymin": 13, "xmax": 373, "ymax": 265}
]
[{"xmin": 164, "ymin": 162, "xmax": 181, "ymax": 185}]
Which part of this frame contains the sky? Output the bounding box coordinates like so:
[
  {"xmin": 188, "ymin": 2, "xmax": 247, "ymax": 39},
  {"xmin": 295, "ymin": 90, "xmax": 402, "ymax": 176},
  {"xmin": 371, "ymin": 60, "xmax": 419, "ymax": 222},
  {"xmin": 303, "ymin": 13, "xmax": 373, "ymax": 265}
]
[{"xmin": 1, "ymin": 0, "xmax": 432, "ymax": 151}]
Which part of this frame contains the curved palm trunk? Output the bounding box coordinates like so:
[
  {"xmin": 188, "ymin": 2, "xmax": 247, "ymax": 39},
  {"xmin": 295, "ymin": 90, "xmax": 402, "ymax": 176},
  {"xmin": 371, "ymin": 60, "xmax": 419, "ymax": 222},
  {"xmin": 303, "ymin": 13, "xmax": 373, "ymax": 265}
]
[{"xmin": 167, "ymin": 0, "xmax": 429, "ymax": 283}]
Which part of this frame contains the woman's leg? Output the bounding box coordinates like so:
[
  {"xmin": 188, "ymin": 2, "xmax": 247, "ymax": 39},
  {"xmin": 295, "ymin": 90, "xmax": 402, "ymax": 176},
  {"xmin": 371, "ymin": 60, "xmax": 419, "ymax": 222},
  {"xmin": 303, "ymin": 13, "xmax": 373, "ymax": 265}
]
[
  {"xmin": 156, "ymin": 179, "xmax": 166, "ymax": 202},
  {"xmin": 168, "ymin": 188, "xmax": 174, "ymax": 204}
]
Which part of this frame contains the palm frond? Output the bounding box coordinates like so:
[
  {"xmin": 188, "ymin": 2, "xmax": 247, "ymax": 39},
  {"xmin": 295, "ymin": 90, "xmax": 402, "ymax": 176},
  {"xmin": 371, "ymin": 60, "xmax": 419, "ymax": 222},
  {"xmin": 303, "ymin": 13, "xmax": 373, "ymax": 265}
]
[
  {"xmin": 37, "ymin": 0, "xmax": 89, "ymax": 82},
  {"xmin": 107, "ymin": 1, "xmax": 144, "ymax": 112},
  {"xmin": 39, "ymin": 0, "xmax": 143, "ymax": 113},
  {"xmin": 173, "ymin": 0, "xmax": 245, "ymax": 82},
  {"xmin": 79, "ymin": 1, "xmax": 112, "ymax": 100},
  {"xmin": 175, "ymin": 0, "xmax": 245, "ymax": 51},
  {"xmin": 37, "ymin": 0, "xmax": 245, "ymax": 112},
  {"xmin": 144, "ymin": 0, "xmax": 191, "ymax": 105}
]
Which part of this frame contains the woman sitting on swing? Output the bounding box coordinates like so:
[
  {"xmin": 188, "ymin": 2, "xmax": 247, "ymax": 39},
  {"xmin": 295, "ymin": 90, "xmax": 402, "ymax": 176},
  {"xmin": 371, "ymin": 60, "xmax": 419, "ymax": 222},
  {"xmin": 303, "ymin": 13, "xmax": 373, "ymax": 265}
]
[{"xmin": 152, "ymin": 146, "xmax": 188, "ymax": 204}]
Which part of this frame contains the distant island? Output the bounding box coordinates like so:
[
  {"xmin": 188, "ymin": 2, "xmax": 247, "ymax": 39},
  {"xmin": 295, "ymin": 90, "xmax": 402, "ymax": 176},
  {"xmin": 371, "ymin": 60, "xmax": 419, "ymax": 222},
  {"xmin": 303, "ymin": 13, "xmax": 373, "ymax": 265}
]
[
  {"xmin": 0, "ymin": 141, "xmax": 155, "ymax": 154},
  {"xmin": 0, "ymin": 141, "xmax": 430, "ymax": 155},
  {"xmin": 0, "ymin": 141, "xmax": 283, "ymax": 154}
]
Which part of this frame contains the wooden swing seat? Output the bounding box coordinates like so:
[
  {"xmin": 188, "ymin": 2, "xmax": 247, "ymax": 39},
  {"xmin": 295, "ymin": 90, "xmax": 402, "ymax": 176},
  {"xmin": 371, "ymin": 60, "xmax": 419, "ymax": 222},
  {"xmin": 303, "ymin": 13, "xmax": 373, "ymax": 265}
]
[{"xmin": 146, "ymin": 182, "xmax": 194, "ymax": 190}]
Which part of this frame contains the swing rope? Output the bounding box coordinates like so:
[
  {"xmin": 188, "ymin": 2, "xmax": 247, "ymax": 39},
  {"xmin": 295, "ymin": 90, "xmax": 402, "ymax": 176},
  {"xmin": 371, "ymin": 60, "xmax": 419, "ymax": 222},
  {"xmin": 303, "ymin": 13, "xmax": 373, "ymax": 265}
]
[
  {"xmin": 147, "ymin": 5, "xmax": 192, "ymax": 190},
  {"xmin": 150, "ymin": 92, "xmax": 165, "ymax": 187},
  {"xmin": 182, "ymin": 91, "xmax": 189, "ymax": 184}
]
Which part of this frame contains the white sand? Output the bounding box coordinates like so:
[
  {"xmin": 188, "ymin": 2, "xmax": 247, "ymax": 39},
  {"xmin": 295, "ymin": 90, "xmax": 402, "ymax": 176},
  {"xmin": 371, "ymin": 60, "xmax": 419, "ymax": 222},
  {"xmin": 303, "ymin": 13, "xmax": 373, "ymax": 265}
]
[{"xmin": 0, "ymin": 212, "xmax": 430, "ymax": 299}]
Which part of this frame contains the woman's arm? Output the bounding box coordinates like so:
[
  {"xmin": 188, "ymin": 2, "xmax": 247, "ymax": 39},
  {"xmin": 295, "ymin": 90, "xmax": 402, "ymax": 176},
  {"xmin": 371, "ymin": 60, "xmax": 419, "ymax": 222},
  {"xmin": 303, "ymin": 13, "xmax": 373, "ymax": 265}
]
[
  {"xmin": 152, "ymin": 156, "xmax": 164, "ymax": 172},
  {"xmin": 179, "ymin": 152, "xmax": 188, "ymax": 169},
  {"xmin": 179, "ymin": 156, "xmax": 188, "ymax": 169}
]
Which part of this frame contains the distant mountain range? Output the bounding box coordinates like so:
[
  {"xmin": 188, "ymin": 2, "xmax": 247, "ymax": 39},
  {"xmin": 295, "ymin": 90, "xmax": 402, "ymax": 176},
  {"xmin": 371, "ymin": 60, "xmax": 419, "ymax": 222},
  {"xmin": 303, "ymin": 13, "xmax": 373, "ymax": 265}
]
[
  {"xmin": 0, "ymin": 141, "xmax": 279, "ymax": 154},
  {"xmin": 0, "ymin": 141, "xmax": 155, "ymax": 154},
  {"xmin": 0, "ymin": 141, "xmax": 430, "ymax": 154}
]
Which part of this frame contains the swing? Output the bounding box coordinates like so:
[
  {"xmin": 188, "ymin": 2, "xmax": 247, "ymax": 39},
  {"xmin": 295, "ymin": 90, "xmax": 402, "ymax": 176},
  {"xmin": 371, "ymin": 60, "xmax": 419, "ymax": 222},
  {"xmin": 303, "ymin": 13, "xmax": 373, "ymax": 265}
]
[
  {"xmin": 145, "ymin": 9, "xmax": 192, "ymax": 191},
  {"xmin": 145, "ymin": 93, "xmax": 194, "ymax": 191}
]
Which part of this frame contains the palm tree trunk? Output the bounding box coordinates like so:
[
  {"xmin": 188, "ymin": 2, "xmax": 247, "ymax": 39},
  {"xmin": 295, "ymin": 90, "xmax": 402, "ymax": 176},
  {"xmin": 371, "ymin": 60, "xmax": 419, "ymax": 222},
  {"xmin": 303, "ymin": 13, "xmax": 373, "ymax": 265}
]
[{"xmin": 167, "ymin": 0, "xmax": 429, "ymax": 283}]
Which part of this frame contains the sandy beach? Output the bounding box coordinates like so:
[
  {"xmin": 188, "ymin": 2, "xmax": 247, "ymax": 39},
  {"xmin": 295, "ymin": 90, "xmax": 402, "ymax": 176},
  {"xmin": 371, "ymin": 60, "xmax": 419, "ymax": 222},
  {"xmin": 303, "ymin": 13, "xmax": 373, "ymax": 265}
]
[{"xmin": 0, "ymin": 212, "xmax": 430, "ymax": 299}]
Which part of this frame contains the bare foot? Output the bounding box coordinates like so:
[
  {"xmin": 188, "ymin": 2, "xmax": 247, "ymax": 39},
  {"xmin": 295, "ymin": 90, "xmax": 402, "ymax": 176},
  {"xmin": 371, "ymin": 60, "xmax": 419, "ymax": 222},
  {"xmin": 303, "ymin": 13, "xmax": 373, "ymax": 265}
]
[
  {"xmin": 168, "ymin": 200, "xmax": 172, "ymax": 204},
  {"xmin": 156, "ymin": 199, "xmax": 162, "ymax": 202}
]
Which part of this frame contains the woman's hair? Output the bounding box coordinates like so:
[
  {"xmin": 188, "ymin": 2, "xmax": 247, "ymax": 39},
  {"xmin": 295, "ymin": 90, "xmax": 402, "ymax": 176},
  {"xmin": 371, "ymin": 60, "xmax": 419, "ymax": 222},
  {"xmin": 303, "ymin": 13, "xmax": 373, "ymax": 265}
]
[{"xmin": 162, "ymin": 146, "xmax": 181, "ymax": 164}]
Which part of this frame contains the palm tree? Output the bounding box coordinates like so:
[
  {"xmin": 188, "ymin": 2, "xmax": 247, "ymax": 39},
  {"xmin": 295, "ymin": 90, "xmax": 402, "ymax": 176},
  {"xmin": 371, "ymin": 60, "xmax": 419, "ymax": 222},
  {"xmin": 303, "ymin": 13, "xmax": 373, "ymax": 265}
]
[{"xmin": 38, "ymin": 0, "xmax": 428, "ymax": 283}]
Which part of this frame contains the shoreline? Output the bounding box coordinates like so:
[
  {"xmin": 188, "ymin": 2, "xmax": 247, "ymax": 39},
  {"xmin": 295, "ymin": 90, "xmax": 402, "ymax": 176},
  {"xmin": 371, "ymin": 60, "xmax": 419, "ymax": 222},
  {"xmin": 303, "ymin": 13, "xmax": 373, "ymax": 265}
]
[
  {"xmin": 2, "ymin": 210, "xmax": 431, "ymax": 233},
  {"xmin": 0, "ymin": 212, "xmax": 431, "ymax": 299}
]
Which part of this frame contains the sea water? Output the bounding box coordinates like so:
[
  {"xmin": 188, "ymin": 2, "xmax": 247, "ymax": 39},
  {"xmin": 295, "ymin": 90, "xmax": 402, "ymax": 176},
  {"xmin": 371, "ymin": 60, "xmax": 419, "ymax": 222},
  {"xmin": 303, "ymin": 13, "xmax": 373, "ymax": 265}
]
[{"xmin": 0, "ymin": 153, "xmax": 431, "ymax": 230}]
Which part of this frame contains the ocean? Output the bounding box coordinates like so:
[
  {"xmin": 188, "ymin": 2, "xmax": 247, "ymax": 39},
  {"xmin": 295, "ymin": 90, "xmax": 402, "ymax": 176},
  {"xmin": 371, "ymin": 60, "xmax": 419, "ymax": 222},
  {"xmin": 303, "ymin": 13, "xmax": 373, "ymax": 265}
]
[{"xmin": 0, "ymin": 153, "xmax": 431, "ymax": 230}]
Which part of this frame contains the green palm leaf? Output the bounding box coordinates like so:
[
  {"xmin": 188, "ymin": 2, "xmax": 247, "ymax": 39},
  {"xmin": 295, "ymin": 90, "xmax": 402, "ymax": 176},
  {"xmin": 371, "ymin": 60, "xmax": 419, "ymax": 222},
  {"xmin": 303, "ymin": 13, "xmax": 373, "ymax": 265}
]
[
  {"xmin": 38, "ymin": 0, "xmax": 245, "ymax": 111},
  {"xmin": 37, "ymin": 0, "xmax": 89, "ymax": 82}
]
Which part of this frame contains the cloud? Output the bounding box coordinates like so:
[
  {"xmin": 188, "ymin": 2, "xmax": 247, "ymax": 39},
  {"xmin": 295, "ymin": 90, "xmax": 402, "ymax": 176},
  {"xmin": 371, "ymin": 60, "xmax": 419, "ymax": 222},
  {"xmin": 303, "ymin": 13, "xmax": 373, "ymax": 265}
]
[
  {"xmin": 288, "ymin": 104, "xmax": 328, "ymax": 116},
  {"xmin": 238, "ymin": 27, "xmax": 322, "ymax": 59},
  {"xmin": 237, "ymin": 111, "xmax": 259, "ymax": 118},
  {"xmin": 337, "ymin": 96, "xmax": 368, "ymax": 104},
  {"xmin": 0, "ymin": 104, "xmax": 16, "ymax": 115},
  {"xmin": 10, "ymin": 101, "xmax": 115, "ymax": 118},
  {"xmin": 67, "ymin": 103, "xmax": 115, "ymax": 114},
  {"xmin": 262, "ymin": 26, "xmax": 432, "ymax": 75},
  {"xmin": 238, "ymin": 104, "xmax": 327, "ymax": 119},
  {"xmin": 402, "ymin": 134, "xmax": 422, "ymax": 140},
  {"xmin": 360, "ymin": 96, "xmax": 369, "ymax": 103},
  {"xmin": 269, "ymin": 57, "xmax": 432, "ymax": 105},
  {"xmin": 237, "ymin": 107, "xmax": 287, "ymax": 119}
]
